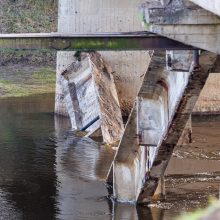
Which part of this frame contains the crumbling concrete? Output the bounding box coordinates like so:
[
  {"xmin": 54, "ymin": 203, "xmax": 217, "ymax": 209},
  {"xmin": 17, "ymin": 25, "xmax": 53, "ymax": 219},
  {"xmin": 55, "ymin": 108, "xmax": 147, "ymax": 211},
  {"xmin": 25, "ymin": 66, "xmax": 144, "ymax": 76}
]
[
  {"xmin": 190, "ymin": 0, "xmax": 220, "ymax": 17},
  {"xmin": 59, "ymin": 52, "xmax": 124, "ymax": 144},
  {"xmin": 56, "ymin": 0, "xmax": 151, "ymax": 118}
]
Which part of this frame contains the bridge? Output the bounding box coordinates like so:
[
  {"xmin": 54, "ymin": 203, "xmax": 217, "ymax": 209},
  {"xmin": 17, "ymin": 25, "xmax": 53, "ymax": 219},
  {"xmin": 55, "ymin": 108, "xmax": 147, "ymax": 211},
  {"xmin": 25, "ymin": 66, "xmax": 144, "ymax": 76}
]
[{"xmin": 1, "ymin": 0, "xmax": 220, "ymax": 204}]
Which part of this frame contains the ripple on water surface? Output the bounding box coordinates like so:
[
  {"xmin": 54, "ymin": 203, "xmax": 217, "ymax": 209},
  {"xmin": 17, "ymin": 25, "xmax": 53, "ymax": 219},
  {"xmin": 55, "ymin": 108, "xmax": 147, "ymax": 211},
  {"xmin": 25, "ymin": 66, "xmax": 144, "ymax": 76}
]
[{"xmin": 0, "ymin": 96, "xmax": 220, "ymax": 220}]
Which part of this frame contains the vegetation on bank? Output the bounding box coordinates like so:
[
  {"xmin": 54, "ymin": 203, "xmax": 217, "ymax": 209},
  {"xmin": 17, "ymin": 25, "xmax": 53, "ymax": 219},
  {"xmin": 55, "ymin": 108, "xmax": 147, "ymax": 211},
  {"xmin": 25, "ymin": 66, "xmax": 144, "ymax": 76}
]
[
  {"xmin": 0, "ymin": 67, "xmax": 56, "ymax": 98},
  {"xmin": 0, "ymin": 1, "xmax": 57, "ymax": 98},
  {"xmin": 0, "ymin": 49, "xmax": 56, "ymax": 98}
]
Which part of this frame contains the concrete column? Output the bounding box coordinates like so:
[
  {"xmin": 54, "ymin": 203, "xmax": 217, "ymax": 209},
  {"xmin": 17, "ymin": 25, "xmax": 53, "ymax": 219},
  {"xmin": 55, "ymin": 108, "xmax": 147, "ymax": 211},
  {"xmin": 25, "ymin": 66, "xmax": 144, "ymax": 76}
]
[
  {"xmin": 113, "ymin": 51, "xmax": 191, "ymax": 203},
  {"xmin": 56, "ymin": 0, "xmax": 151, "ymax": 119},
  {"xmin": 113, "ymin": 51, "xmax": 219, "ymax": 203}
]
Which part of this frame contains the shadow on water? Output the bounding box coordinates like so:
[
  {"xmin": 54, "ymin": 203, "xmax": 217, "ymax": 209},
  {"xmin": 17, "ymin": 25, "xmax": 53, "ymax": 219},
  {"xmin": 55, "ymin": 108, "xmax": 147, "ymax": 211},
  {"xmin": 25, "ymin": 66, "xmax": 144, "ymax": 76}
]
[
  {"xmin": 0, "ymin": 94, "xmax": 57, "ymax": 220},
  {"xmin": 0, "ymin": 94, "xmax": 220, "ymax": 220}
]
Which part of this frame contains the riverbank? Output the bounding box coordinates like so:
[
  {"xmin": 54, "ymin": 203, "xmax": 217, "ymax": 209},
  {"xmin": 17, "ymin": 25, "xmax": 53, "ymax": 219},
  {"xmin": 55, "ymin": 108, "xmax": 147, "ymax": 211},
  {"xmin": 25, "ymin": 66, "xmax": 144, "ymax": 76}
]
[
  {"xmin": 0, "ymin": 50, "xmax": 56, "ymax": 98},
  {"xmin": 0, "ymin": 0, "xmax": 57, "ymax": 98}
]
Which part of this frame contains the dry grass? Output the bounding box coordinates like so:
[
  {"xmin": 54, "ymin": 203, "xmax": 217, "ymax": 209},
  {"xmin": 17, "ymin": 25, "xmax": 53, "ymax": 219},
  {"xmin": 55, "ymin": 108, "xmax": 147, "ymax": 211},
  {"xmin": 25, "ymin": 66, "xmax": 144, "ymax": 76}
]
[{"xmin": 0, "ymin": 0, "xmax": 58, "ymax": 33}]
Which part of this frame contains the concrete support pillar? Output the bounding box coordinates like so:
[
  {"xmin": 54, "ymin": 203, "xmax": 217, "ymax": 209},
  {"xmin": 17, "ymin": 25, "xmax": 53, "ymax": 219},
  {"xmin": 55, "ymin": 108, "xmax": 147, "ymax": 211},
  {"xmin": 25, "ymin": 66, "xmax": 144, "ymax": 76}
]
[
  {"xmin": 56, "ymin": 0, "xmax": 151, "ymax": 120},
  {"xmin": 113, "ymin": 51, "xmax": 191, "ymax": 203}
]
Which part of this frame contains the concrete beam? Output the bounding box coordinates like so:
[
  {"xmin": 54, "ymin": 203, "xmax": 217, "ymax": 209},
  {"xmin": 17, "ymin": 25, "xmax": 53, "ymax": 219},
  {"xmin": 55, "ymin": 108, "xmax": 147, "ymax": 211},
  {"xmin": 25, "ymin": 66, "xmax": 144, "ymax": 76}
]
[
  {"xmin": 140, "ymin": 0, "xmax": 220, "ymax": 54},
  {"xmin": 112, "ymin": 51, "xmax": 218, "ymax": 203},
  {"xmin": 140, "ymin": 0, "xmax": 220, "ymax": 25},
  {"xmin": 0, "ymin": 32, "xmax": 196, "ymax": 51},
  {"xmin": 58, "ymin": 51, "xmax": 124, "ymax": 144},
  {"xmin": 190, "ymin": 0, "xmax": 220, "ymax": 17}
]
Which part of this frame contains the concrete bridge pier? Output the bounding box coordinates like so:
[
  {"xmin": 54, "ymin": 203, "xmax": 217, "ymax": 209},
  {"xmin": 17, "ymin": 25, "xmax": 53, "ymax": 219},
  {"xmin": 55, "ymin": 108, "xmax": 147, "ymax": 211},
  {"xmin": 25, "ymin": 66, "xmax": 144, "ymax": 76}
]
[
  {"xmin": 112, "ymin": 50, "xmax": 219, "ymax": 203},
  {"xmin": 53, "ymin": 0, "xmax": 220, "ymax": 204}
]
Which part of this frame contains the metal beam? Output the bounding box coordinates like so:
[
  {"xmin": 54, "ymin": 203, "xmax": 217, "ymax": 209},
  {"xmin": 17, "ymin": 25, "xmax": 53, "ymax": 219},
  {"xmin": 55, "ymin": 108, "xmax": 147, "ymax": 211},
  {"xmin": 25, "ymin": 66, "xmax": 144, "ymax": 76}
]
[{"xmin": 0, "ymin": 32, "xmax": 196, "ymax": 51}]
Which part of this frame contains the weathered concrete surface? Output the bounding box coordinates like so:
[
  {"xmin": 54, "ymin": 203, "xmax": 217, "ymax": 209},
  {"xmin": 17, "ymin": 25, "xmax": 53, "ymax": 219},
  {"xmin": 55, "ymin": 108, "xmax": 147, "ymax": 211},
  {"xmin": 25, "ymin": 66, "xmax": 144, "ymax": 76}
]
[
  {"xmin": 113, "ymin": 51, "xmax": 219, "ymax": 203},
  {"xmin": 166, "ymin": 50, "xmax": 192, "ymax": 71},
  {"xmin": 140, "ymin": 0, "xmax": 220, "ymax": 54},
  {"xmin": 138, "ymin": 52, "xmax": 219, "ymax": 203},
  {"xmin": 190, "ymin": 0, "xmax": 220, "ymax": 17},
  {"xmin": 100, "ymin": 51, "xmax": 151, "ymax": 115},
  {"xmin": 56, "ymin": 52, "xmax": 74, "ymax": 117},
  {"xmin": 89, "ymin": 52, "xmax": 124, "ymax": 143},
  {"xmin": 59, "ymin": 52, "xmax": 124, "ymax": 144},
  {"xmin": 56, "ymin": 0, "xmax": 150, "ymax": 117},
  {"xmin": 113, "ymin": 51, "xmax": 190, "ymax": 203},
  {"xmin": 140, "ymin": 0, "xmax": 220, "ymax": 25},
  {"xmin": 58, "ymin": 0, "xmax": 144, "ymax": 33},
  {"xmin": 194, "ymin": 73, "xmax": 220, "ymax": 113},
  {"xmin": 194, "ymin": 56, "xmax": 220, "ymax": 113},
  {"xmin": 60, "ymin": 53, "xmax": 100, "ymax": 131}
]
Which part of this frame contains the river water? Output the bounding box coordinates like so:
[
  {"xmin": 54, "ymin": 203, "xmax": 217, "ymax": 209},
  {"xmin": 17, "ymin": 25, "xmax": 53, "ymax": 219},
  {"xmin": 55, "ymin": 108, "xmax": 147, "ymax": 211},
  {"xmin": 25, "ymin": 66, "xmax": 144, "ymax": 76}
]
[{"xmin": 0, "ymin": 94, "xmax": 220, "ymax": 220}]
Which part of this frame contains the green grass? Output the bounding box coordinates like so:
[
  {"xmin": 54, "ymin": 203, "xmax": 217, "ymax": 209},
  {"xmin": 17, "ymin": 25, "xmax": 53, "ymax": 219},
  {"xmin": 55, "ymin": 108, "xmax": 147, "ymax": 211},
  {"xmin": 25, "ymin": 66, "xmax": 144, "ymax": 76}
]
[
  {"xmin": 0, "ymin": 1, "xmax": 57, "ymax": 98},
  {"xmin": 0, "ymin": 67, "xmax": 56, "ymax": 98}
]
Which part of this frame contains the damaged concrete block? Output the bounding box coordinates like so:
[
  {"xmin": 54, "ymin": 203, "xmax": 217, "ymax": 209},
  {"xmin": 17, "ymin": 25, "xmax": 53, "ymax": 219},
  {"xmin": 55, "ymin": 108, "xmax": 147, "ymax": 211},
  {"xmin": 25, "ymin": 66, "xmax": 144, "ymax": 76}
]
[
  {"xmin": 60, "ymin": 52, "xmax": 124, "ymax": 144},
  {"xmin": 139, "ymin": 0, "xmax": 220, "ymax": 54}
]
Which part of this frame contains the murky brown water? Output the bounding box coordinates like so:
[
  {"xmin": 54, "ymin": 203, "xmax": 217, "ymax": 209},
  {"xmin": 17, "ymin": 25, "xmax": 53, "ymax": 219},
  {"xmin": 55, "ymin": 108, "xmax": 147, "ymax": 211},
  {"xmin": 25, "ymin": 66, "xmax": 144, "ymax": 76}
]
[{"xmin": 0, "ymin": 94, "xmax": 220, "ymax": 220}]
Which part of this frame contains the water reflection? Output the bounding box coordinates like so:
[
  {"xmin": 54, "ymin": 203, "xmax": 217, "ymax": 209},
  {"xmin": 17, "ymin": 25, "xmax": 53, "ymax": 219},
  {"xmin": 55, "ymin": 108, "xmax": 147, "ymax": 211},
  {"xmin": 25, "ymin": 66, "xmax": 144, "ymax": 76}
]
[
  {"xmin": 0, "ymin": 94, "xmax": 57, "ymax": 219},
  {"xmin": 54, "ymin": 120, "xmax": 114, "ymax": 220},
  {"xmin": 0, "ymin": 94, "xmax": 220, "ymax": 220}
]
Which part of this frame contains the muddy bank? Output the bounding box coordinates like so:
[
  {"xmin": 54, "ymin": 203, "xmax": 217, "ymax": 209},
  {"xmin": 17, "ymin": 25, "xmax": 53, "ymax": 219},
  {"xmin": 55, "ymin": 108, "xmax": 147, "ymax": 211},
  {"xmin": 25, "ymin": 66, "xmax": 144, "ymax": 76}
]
[{"xmin": 0, "ymin": 50, "xmax": 56, "ymax": 98}]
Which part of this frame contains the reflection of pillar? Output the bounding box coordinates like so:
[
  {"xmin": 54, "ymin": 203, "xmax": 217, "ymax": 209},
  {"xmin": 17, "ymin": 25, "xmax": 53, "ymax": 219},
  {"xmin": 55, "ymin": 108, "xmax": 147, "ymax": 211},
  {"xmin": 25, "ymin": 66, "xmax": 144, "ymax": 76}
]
[
  {"xmin": 113, "ymin": 203, "xmax": 139, "ymax": 220},
  {"xmin": 112, "ymin": 204, "xmax": 165, "ymax": 220},
  {"xmin": 136, "ymin": 205, "xmax": 165, "ymax": 220},
  {"xmin": 54, "ymin": 114, "xmax": 71, "ymax": 136}
]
